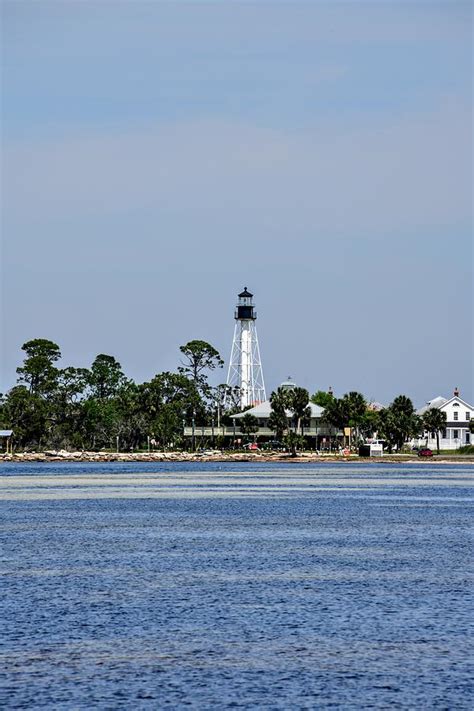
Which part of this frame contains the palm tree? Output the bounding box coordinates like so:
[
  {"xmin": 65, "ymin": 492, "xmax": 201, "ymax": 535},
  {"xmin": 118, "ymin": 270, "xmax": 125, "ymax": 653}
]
[
  {"xmin": 239, "ymin": 413, "xmax": 259, "ymax": 441},
  {"xmin": 289, "ymin": 387, "xmax": 311, "ymax": 437},
  {"xmin": 422, "ymin": 408, "xmax": 447, "ymax": 454},
  {"xmin": 269, "ymin": 388, "xmax": 289, "ymax": 441}
]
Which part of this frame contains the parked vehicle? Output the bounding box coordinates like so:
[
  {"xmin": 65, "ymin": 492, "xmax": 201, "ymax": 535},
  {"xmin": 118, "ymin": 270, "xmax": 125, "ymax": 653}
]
[
  {"xmin": 418, "ymin": 448, "xmax": 433, "ymax": 457},
  {"xmin": 242, "ymin": 442, "xmax": 259, "ymax": 451}
]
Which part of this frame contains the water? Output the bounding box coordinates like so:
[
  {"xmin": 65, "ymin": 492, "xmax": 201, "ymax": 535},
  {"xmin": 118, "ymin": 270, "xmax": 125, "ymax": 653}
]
[{"xmin": 1, "ymin": 462, "xmax": 473, "ymax": 709}]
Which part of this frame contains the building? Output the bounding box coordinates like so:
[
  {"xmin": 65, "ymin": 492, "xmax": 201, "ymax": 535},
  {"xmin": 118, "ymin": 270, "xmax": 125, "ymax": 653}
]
[
  {"xmin": 0, "ymin": 430, "xmax": 13, "ymax": 454},
  {"xmin": 182, "ymin": 379, "xmax": 335, "ymax": 449},
  {"xmin": 231, "ymin": 379, "xmax": 333, "ymax": 448},
  {"xmin": 225, "ymin": 287, "xmax": 266, "ymax": 409},
  {"xmin": 415, "ymin": 388, "xmax": 473, "ymax": 450}
]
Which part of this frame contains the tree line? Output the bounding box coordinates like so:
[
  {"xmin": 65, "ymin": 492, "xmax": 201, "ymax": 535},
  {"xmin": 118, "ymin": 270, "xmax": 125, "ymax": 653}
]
[
  {"xmin": 0, "ymin": 338, "xmax": 228, "ymax": 451},
  {"xmin": 1, "ymin": 337, "xmax": 461, "ymax": 453}
]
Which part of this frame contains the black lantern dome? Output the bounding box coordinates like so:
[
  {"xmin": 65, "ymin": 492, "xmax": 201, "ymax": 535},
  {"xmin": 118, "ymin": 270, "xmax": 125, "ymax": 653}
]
[{"xmin": 236, "ymin": 287, "xmax": 256, "ymax": 320}]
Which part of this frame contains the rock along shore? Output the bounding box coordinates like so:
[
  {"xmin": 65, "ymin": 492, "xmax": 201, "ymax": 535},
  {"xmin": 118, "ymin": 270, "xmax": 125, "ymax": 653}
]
[{"xmin": 0, "ymin": 450, "xmax": 472, "ymax": 464}]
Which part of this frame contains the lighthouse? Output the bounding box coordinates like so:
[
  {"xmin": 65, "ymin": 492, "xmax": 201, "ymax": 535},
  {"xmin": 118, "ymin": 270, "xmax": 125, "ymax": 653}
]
[{"xmin": 226, "ymin": 287, "xmax": 266, "ymax": 410}]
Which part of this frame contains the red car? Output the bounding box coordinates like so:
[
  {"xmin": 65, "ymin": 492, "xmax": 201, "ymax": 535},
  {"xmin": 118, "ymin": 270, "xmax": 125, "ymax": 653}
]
[{"xmin": 418, "ymin": 448, "xmax": 433, "ymax": 457}]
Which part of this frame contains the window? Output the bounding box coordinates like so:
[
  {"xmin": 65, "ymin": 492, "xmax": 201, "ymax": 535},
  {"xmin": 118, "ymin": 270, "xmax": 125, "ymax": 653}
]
[
  {"xmin": 453, "ymin": 411, "xmax": 458, "ymax": 421},
  {"xmin": 467, "ymin": 412, "xmax": 471, "ymax": 421},
  {"xmin": 453, "ymin": 430, "xmax": 459, "ymax": 439},
  {"xmin": 442, "ymin": 429, "xmax": 447, "ymax": 439}
]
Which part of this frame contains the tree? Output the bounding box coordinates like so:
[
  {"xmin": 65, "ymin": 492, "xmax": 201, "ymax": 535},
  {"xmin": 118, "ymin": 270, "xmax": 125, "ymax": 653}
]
[
  {"xmin": 87, "ymin": 354, "xmax": 127, "ymax": 400},
  {"xmin": 359, "ymin": 409, "xmax": 380, "ymax": 440},
  {"xmin": 288, "ymin": 387, "xmax": 311, "ymax": 437},
  {"xmin": 283, "ymin": 431, "xmax": 306, "ymax": 457},
  {"xmin": 152, "ymin": 403, "xmax": 183, "ymax": 450},
  {"xmin": 268, "ymin": 408, "xmax": 287, "ymax": 441},
  {"xmin": 423, "ymin": 408, "xmax": 447, "ymax": 454},
  {"xmin": 311, "ymin": 390, "xmax": 333, "ymax": 408},
  {"xmin": 344, "ymin": 392, "xmax": 366, "ymax": 430},
  {"xmin": 178, "ymin": 340, "xmax": 223, "ymax": 399},
  {"xmin": 239, "ymin": 413, "xmax": 259, "ymax": 440},
  {"xmin": 215, "ymin": 383, "xmax": 242, "ymax": 416},
  {"xmin": 16, "ymin": 339, "xmax": 61, "ymax": 396},
  {"xmin": 322, "ymin": 396, "xmax": 346, "ymax": 430},
  {"xmin": 80, "ymin": 397, "xmax": 121, "ymax": 450},
  {"xmin": 139, "ymin": 372, "xmax": 201, "ymax": 449},
  {"xmin": 179, "ymin": 340, "xmax": 223, "ymax": 450},
  {"xmin": 269, "ymin": 387, "xmax": 310, "ymax": 455},
  {"xmin": 377, "ymin": 396, "xmax": 421, "ymax": 453},
  {"xmin": 47, "ymin": 367, "xmax": 89, "ymax": 449},
  {"xmin": 3, "ymin": 386, "xmax": 48, "ymax": 449},
  {"xmin": 113, "ymin": 381, "xmax": 147, "ymax": 451},
  {"xmin": 269, "ymin": 387, "xmax": 290, "ymax": 440}
]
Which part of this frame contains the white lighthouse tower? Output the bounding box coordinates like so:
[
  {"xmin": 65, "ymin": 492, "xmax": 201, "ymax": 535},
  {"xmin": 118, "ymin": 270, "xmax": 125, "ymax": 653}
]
[{"xmin": 226, "ymin": 287, "xmax": 266, "ymax": 410}]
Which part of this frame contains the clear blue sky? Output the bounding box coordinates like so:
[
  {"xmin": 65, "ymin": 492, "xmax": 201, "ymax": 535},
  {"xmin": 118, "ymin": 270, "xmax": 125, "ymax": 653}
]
[{"xmin": 1, "ymin": 1, "xmax": 472, "ymax": 406}]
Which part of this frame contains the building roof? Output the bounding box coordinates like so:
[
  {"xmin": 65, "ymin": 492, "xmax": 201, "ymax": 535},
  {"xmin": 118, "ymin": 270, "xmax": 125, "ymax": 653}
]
[
  {"xmin": 232, "ymin": 400, "xmax": 324, "ymax": 419},
  {"xmin": 417, "ymin": 394, "xmax": 474, "ymax": 416},
  {"xmin": 0, "ymin": 430, "xmax": 13, "ymax": 437},
  {"xmin": 367, "ymin": 401, "xmax": 385, "ymax": 411},
  {"xmin": 417, "ymin": 397, "xmax": 448, "ymax": 415},
  {"xmin": 238, "ymin": 287, "xmax": 253, "ymax": 298}
]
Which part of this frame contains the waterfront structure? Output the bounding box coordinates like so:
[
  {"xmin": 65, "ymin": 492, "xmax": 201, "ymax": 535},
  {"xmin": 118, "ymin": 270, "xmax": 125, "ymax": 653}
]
[
  {"xmin": 183, "ymin": 379, "xmax": 334, "ymax": 448},
  {"xmin": 225, "ymin": 287, "xmax": 266, "ymax": 409},
  {"xmin": 415, "ymin": 388, "xmax": 473, "ymax": 450},
  {"xmin": 230, "ymin": 378, "xmax": 333, "ymax": 447},
  {"xmin": 0, "ymin": 429, "xmax": 13, "ymax": 453}
]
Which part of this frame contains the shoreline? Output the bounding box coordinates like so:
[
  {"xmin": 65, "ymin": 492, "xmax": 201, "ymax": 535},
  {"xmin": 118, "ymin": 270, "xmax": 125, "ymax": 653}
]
[{"xmin": 1, "ymin": 451, "xmax": 473, "ymax": 465}]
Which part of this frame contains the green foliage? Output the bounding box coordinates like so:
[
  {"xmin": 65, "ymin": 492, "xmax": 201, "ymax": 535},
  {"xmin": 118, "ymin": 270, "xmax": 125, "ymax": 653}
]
[
  {"xmin": 239, "ymin": 413, "xmax": 259, "ymax": 438},
  {"xmin": 2, "ymin": 337, "xmax": 214, "ymax": 452},
  {"xmin": 16, "ymin": 339, "xmax": 61, "ymax": 396},
  {"xmin": 359, "ymin": 409, "xmax": 380, "ymax": 438},
  {"xmin": 310, "ymin": 390, "xmax": 334, "ymax": 408},
  {"xmin": 178, "ymin": 340, "xmax": 223, "ymax": 399},
  {"xmin": 269, "ymin": 387, "xmax": 290, "ymax": 439},
  {"xmin": 139, "ymin": 372, "xmax": 200, "ymax": 448},
  {"xmin": 322, "ymin": 391, "xmax": 367, "ymax": 439},
  {"xmin": 422, "ymin": 408, "xmax": 447, "ymax": 454},
  {"xmin": 2, "ymin": 386, "xmax": 49, "ymax": 448},
  {"xmin": 283, "ymin": 431, "xmax": 306, "ymax": 457},
  {"xmin": 377, "ymin": 395, "xmax": 421, "ymax": 453},
  {"xmin": 87, "ymin": 354, "xmax": 127, "ymax": 400},
  {"xmin": 269, "ymin": 386, "xmax": 311, "ymax": 440},
  {"xmin": 290, "ymin": 387, "xmax": 311, "ymax": 435}
]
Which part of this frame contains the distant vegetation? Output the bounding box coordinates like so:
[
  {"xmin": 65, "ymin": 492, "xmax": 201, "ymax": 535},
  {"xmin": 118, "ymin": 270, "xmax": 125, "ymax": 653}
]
[
  {"xmin": 0, "ymin": 338, "xmax": 228, "ymax": 451},
  {"xmin": 0, "ymin": 338, "xmax": 447, "ymax": 453}
]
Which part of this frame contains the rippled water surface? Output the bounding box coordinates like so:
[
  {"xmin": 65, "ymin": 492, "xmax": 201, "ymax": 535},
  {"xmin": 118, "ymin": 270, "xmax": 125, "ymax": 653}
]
[{"xmin": 1, "ymin": 461, "xmax": 473, "ymax": 709}]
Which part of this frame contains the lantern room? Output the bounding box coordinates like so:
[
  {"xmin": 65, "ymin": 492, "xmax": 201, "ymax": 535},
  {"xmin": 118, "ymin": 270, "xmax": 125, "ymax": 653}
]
[{"xmin": 235, "ymin": 287, "xmax": 256, "ymax": 320}]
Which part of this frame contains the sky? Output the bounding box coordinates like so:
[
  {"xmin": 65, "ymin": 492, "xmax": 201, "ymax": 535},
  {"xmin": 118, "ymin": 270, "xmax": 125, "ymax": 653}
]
[{"xmin": 1, "ymin": 0, "xmax": 472, "ymax": 406}]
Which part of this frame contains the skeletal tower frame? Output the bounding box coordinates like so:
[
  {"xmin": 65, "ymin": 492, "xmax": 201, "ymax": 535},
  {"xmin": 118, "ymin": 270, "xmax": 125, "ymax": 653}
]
[{"xmin": 225, "ymin": 287, "xmax": 266, "ymax": 410}]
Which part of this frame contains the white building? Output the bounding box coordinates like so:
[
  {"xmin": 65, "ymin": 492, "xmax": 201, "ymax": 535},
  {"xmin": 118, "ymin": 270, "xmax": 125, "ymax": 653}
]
[
  {"xmin": 415, "ymin": 388, "xmax": 473, "ymax": 450},
  {"xmin": 231, "ymin": 379, "xmax": 332, "ymax": 447}
]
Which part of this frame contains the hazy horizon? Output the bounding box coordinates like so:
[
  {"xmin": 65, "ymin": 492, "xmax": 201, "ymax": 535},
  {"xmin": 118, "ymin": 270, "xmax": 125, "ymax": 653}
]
[{"xmin": 1, "ymin": 1, "xmax": 472, "ymax": 406}]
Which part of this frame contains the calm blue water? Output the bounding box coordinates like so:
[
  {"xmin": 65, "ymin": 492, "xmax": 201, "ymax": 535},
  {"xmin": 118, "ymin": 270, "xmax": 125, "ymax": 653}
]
[{"xmin": 1, "ymin": 462, "xmax": 473, "ymax": 709}]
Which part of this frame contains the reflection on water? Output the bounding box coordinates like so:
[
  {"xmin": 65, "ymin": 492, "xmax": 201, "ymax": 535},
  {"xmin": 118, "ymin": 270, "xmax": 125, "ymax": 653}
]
[{"xmin": 1, "ymin": 461, "xmax": 473, "ymax": 708}]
